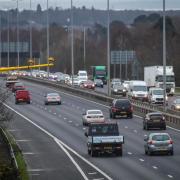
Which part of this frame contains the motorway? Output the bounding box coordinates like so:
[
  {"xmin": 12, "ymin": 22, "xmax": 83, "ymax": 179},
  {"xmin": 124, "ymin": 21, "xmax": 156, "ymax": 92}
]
[{"xmin": 1, "ymin": 79, "xmax": 180, "ymax": 180}]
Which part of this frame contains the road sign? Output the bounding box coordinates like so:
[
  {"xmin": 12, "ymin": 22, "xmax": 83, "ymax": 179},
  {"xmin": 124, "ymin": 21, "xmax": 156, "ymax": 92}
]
[{"xmin": 111, "ymin": 50, "xmax": 136, "ymax": 64}]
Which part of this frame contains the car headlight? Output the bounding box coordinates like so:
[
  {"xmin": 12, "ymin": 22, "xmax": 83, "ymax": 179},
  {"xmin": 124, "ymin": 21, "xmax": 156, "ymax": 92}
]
[
  {"xmin": 123, "ymin": 89, "xmax": 126, "ymax": 92},
  {"xmin": 114, "ymin": 89, "xmax": 117, "ymax": 92},
  {"xmin": 171, "ymin": 88, "xmax": 175, "ymax": 93},
  {"xmin": 166, "ymin": 96, "xmax": 168, "ymax": 101},
  {"xmin": 175, "ymin": 105, "xmax": 180, "ymax": 109}
]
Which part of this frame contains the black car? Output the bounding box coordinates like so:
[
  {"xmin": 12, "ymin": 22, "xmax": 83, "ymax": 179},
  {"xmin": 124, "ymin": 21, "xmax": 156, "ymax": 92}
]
[
  {"xmin": 143, "ymin": 112, "xmax": 166, "ymax": 130},
  {"xmin": 94, "ymin": 79, "xmax": 103, "ymax": 88},
  {"xmin": 109, "ymin": 99, "xmax": 133, "ymax": 119}
]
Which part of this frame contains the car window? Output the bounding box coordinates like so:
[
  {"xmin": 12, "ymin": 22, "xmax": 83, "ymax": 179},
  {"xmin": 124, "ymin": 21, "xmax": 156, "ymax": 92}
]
[
  {"xmin": 89, "ymin": 124, "xmax": 119, "ymax": 136},
  {"xmin": 115, "ymin": 100, "xmax": 130, "ymax": 108},
  {"xmin": 150, "ymin": 114, "xmax": 163, "ymax": 120},
  {"xmin": 88, "ymin": 111, "xmax": 102, "ymax": 115},
  {"xmin": 152, "ymin": 134, "xmax": 170, "ymax": 141}
]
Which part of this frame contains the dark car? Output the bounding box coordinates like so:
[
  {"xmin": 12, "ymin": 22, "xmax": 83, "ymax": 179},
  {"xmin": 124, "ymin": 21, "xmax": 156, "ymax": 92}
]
[
  {"xmin": 12, "ymin": 82, "xmax": 25, "ymax": 92},
  {"xmin": 143, "ymin": 112, "xmax": 166, "ymax": 130},
  {"xmin": 80, "ymin": 80, "xmax": 95, "ymax": 90},
  {"xmin": 15, "ymin": 90, "xmax": 30, "ymax": 104},
  {"xmin": 109, "ymin": 99, "xmax": 133, "ymax": 119},
  {"xmin": 94, "ymin": 79, "xmax": 103, "ymax": 88},
  {"xmin": 111, "ymin": 84, "xmax": 126, "ymax": 96},
  {"xmin": 171, "ymin": 98, "xmax": 180, "ymax": 111},
  {"xmin": 144, "ymin": 133, "xmax": 173, "ymax": 155}
]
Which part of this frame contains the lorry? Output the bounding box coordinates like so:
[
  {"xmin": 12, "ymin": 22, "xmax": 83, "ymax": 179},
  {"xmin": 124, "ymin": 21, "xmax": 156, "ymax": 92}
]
[
  {"xmin": 127, "ymin": 80, "xmax": 148, "ymax": 101},
  {"xmin": 144, "ymin": 66, "xmax": 175, "ymax": 96},
  {"xmin": 92, "ymin": 66, "xmax": 107, "ymax": 84},
  {"xmin": 85, "ymin": 122, "xmax": 124, "ymax": 157}
]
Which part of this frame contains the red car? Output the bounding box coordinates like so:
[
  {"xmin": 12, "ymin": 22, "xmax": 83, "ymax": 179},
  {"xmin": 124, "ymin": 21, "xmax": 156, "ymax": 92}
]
[
  {"xmin": 15, "ymin": 90, "xmax": 30, "ymax": 104},
  {"xmin": 80, "ymin": 80, "xmax": 95, "ymax": 90}
]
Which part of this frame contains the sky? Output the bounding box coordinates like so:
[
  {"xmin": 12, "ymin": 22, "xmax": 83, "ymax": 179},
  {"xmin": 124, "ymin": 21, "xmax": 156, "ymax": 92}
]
[{"xmin": 0, "ymin": 0, "xmax": 180, "ymax": 11}]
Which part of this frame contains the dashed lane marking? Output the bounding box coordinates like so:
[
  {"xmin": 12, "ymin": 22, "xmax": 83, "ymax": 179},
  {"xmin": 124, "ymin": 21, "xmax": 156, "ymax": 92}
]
[
  {"xmin": 16, "ymin": 140, "xmax": 31, "ymax": 142},
  {"xmin": 88, "ymin": 172, "xmax": 97, "ymax": 175},
  {"xmin": 133, "ymin": 130, "xmax": 137, "ymax": 133},
  {"xmin": 23, "ymin": 152, "xmax": 36, "ymax": 155},
  {"xmin": 127, "ymin": 152, "xmax": 132, "ymax": 155},
  {"xmin": 139, "ymin": 159, "xmax": 144, "ymax": 162},
  {"xmin": 152, "ymin": 166, "xmax": 158, "ymax": 170},
  {"xmin": 93, "ymin": 178, "xmax": 104, "ymax": 180},
  {"xmin": 167, "ymin": 175, "xmax": 173, "ymax": 178}
]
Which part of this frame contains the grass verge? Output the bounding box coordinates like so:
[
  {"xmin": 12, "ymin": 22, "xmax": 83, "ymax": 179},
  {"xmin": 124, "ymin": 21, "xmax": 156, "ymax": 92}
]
[{"xmin": 5, "ymin": 130, "xmax": 29, "ymax": 180}]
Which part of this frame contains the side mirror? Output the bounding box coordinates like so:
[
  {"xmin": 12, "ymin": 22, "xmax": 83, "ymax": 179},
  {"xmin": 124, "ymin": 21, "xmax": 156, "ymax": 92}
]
[
  {"xmin": 84, "ymin": 132, "xmax": 88, "ymax": 137},
  {"xmin": 144, "ymin": 137, "xmax": 148, "ymax": 141},
  {"xmin": 82, "ymin": 113, "xmax": 86, "ymax": 116}
]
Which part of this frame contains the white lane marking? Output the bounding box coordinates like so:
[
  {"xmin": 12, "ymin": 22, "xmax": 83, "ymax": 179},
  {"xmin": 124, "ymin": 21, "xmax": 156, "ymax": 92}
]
[
  {"xmin": 54, "ymin": 112, "xmax": 56, "ymax": 115},
  {"xmin": 59, "ymin": 115, "xmax": 62, "ymax": 117},
  {"xmin": 64, "ymin": 117, "xmax": 67, "ymax": 120},
  {"xmin": 23, "ymin": 152, "xmax": 35, "ymax": 155},
  {"xmin": 93, "ymin": 178, "xmax": 104, "ymax": 180},
  {"xmin": 75, "ymin": 124, "xmax": 79, "ymax": 127},
  {"xmin": 127, "ymin": 152, "xmax": 132, "ymax": 155},
  {"xmin": 8, "ymin": 129, "xmax": 19, "ymax": 132},
  {"xmin": 125, "ymin": 126, "xmax": 128, "ymax": 129},
  {"xmin": 16, "ymin": 140, "xmax": 31, "ymax": 142},
  {"xmin": 4, "ymin": 103, "xmax": 113, "ymax": 180},
  {"xmin": 139, "ymin": 159, "xmax": 144, "ymax": 162},
  {"xmin": 69, "ymin": 120, "xmax": 72, "ymax": 123},
  {"xmin": 167, "ymin": 174, "xmax": 173, "ymax": 178},
  {"xmin": 152, "ymin": 166, "xmax": 158, "ymax": 170},
  {"xmin": 28, "ymin": 169, "xmax": 45, "ymax": 172},
  {"xmin": 54, "ymin": 138, "xmax": 88, "ymax": 180},
  {"xmin": 33, "ymin": 82, "xmax": 180, "ymax": 133},
  {"xmin": 88, "ymin": 172, "xmax": 97, "ymax": 175},
  {"xmin": 133, "ymin": 130, "xmax": 137, "ymax": 133},
  {"xmin": 83, "ymin": 127, "xmax": 86, "ymax": 130},
  {"xmin": 44, "ymin": 108, "xmax": 47, "ymax": 110}
]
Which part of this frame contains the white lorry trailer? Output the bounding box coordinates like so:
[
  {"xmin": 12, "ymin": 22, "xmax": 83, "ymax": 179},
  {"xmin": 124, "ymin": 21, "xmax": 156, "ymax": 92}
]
[{"xmin": 144, "ymin": 66, "xmax": 175, "ymax": 96}]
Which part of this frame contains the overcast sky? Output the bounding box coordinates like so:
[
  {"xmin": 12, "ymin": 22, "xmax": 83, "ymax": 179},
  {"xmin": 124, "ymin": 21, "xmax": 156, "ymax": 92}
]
[{"xmin": 0, "ymin": 0, "xmax": 180, "ymax": 10}]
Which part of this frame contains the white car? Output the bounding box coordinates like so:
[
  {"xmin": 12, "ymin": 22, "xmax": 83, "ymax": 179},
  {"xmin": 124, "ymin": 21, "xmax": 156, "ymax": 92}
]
[{"xmin": 82, "ymin": 110, "xmax": 105, "ymax": 126}]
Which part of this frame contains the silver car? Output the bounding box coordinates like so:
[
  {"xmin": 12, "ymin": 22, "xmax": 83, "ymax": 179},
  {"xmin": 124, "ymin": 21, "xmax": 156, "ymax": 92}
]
[
  {"xmin": 144, "ymin": 133, "xmax": 174, "ymax": 155},
  {"xmin": 44, "ymin": 93, "xmax": 61, "ymax": 105}
]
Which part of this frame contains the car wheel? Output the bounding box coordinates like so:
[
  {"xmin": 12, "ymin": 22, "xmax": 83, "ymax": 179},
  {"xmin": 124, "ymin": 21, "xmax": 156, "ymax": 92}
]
[
  {"xmin": 163, "ymin": 126, "xmax": 166, "ymax": 130},
  {"xmin": 15, "ymin": 100, "xmax": 18, "ymax": 104},
  {"xmin": 112, "ymin": 113, "xmax": 115, "ymax": 119},
  {"xmin": 147, "ymin": 149, "xmax": 152, "ymax": 156},
  {"xmin": 110, "ymin": 112, "xmax": 112, "ymax": 118},
  {"xmin": 45, "ymin": 102, "xmax": 48, "ymax": 105},
  {"xmin": 91, "ymin": 149, "xmax": 97, "ymax": 157},
  {"xmin": 88, "ymin": 149, "xmax": 91, "ymax": 155},
  {"xmin": 169, "ymin": 150, "xmax": 174, "ymax": 156},
  {"xmin": 27, "ymin": 101, "xmax": 30, "ymax": 104},
  {"xmin": 116, "ymin": 150, "xmax": 122, "ymax": 156},
  {"xmin": 128, "ymin": 114, "xmax": 133, "ymax": 119},
  {"xmin": 58, "ymin": 102, "xmax": 61, "ymax": 105},
  {"xmin": 146, "ymin": 124, "xmax": 149, "ymax": 130},
  {"xmin": 145, "ymin": 149, "xmax": 148, "ymax": 155}
]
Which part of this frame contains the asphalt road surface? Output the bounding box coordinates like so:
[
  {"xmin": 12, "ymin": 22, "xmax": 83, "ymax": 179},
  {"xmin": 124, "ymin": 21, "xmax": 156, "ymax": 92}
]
[{"xmin": 1, "ymin": 79, "xmax": 180, "ymax": 180}]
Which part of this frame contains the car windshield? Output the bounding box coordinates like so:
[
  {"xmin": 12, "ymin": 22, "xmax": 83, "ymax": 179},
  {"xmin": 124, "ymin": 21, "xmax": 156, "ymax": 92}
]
[
  {"xmin": 175, "ymin": 99, "xmax": 180, "ymax": 104},
  {"xmin": 89, "ymin": 124, "xmax": 119, "ymax": 136},
  {"xmin": 133, "ymin": 86, "xmax": 147, "ymax": 91},
  {"xmin": 115, "ymin": 100, "xmax": 130, "ymax": 108},
  {"xmin": 113, "ymin": 85, "xmax": 123, "ymax": 89},
  {"xmin": 15, "ymin": 83, "xmax": 23, "ymax": 86},
  {"xmin": 47, "ymin": 93, "xmax": 59, "ymax": 97},
  {"xmin": 95, "ymin": 79, "xmax": 102, "ymax": 83},
  {"xmin": 88, "ymin": 111, "xmax": 102, "ymax": 115},
  {"xmin": 150, "ymin": 114, "xmax": 163, "ymax": 120},
  {"xmin": 152, "ymin": 134, "xmax": 170, "ymax": 141},
  {"xmin": 79, "ymin": 73, "xmax": 87, "ymax": 76},
  {"xmin": 153, "ymin": 90, "xmax": 163, "ymax": 95}
]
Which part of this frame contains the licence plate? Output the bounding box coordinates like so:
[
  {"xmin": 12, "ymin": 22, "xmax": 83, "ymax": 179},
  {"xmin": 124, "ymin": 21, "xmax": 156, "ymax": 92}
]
[
  {"xmin": 19, "ymin": 99, "xmax": 23, "ymax": 101},
  {"xmin": 153, "ymin": 120, "xmax": 160, "ymax": 122},
  {"xmin": 121, "ymin": 112, "xmax": 127, "ymax": 114},
  {"xmin": 104, "ymin": 147, "xmax": 112, "ymax": 150}
]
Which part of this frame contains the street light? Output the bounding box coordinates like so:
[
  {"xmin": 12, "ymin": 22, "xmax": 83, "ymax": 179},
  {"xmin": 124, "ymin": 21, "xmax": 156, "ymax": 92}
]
[
  {"xmin": 7, "ymin": 9, "xmax": 10, "ymax": 67},
  {"xmin": 0, "ymin": 14, "xmax": 1, "ymax": 67},
  {"xmin": 47, "ymin": 0, "xmax": 50, "ymax": 78},
  {"xmin": 83, "ymin": 26, "xmax": 86, "ymax": 70},
  {"xmin": 29, "ymin": 0, "xmax": 32, "ymax": 59},
  {"xmin": 16, "ymin": 0, "xmax": 20, "ymax": 67},
  {"xmin": 107, "ymin": 0, "xmax": 111, "ymax": 96},
  {"xmin": 163, "ymin": 0, "xmax": 167, "ymax": 110},
  {"xmin": 71, "ymin": 0, "xmax": 74, "ymax": 86}
]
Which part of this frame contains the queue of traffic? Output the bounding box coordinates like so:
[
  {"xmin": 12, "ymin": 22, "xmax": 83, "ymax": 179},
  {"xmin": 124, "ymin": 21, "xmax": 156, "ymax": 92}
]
[{"xmin": 3, "ymin": 70, "xmax": 178, "ymax": 158}]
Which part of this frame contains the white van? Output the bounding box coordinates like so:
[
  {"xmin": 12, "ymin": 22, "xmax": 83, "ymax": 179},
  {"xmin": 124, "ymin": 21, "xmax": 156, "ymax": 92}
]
[
  {"xmin": 128, "ymin": 80, "xmax": 148, "ymax": 101},
  {"xmin": 148, "ymin": 87, "xmax": 168, "ymax": 105},
  {"xmin": 78, "ymin": 70, "xmax": 88, "ymax": 83}
]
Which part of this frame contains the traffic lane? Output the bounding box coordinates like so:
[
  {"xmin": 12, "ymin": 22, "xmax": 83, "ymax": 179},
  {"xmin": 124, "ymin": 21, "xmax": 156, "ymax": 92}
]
[
  {"xmin": 7, "ymin": 90, "xmax": 180, "ymax": 180},
  {"xmin": 7, "ymin": 112, "xmax": 85, "ymax": 180},
  {"xmin": 6, "ymin": 101, "xmax": 169, "ymax": 180},
  {"xmin": 5, "ymin": 81, "xmax": 180, "ymax": 179}
]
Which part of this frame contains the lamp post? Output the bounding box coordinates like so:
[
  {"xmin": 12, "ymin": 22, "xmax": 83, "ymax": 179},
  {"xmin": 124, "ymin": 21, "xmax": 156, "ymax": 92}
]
[
  {"xmin": 107, "ymin": 0, "xmax": 111, "ymax": 96},
  {"xmin": 7, "ymin": 9, "xmax": 10, "ymax": 67},
  {"xmin": 83, "ymin": 26, "xmax": 86, "ymax": 70},
  {"xmin": 47, "ymin": 0, "xmax": 50, "ymax": 78},
  {"xmin": 29, "ymin": 0, "xmax": 32, "ymax": 59},
  {"xmin": 16, "ymin": 0, "xmax": 20, "ymax": 67},
  {"xmin": 0, "ymin": 15, "xmax": 1, "ymax": 67},
  {"xmin": 163, "ymin": 0, "xmax": 167, "ymax": 110},
  {"xmin": 71, "ymin": 0, "xmax": 74, "ymax": 86}
]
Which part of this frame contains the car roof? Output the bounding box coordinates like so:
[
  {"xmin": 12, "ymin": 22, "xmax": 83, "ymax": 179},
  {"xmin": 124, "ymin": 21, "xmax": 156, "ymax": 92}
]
[
  {"xmin": 87, "ymin": 109, "xmax": 102, "ymax": 113},
  {"xmin": 149, "ymin": 133, "xmax": 170, "ymax": 137},
  {"xmin": 47, "ymin": 92, "xmax": 59, "ymax": 96},
  {"xmin": 147, "ymin": 112, "xmax": 163, "ymax": 116}
]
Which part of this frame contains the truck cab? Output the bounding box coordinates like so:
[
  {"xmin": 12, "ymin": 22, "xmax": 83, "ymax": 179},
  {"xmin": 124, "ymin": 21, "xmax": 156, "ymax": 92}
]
[
  {"xmin": 78, "ymin": 70, "xmax": 88, "ymax": 84},
  {"xmin": 85, "ymin": 122, "xmax": 124, "ymax": 157}
]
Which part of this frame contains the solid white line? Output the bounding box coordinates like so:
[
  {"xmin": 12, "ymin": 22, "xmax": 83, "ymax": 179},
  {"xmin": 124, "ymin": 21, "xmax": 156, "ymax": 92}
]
[
  {"xmin": 167, "ymin": 126, "xmax": 180, "ymax": 132},
  {"xmin": 93, "ymin": 178, "xmax": 104, "ymax": 180},
  {"xmin": 54, "ymin": 138, "xmax": 88, "ymax": 180},
  {"xmin": 16, "ymin": 140, "xmax": 31, "ymax": 142},
  {"xmin": 127, "ymin": 152, "xmax": 132, "ymax": 155},
  {"xmin": 28, "ymin": 169, "xmax": 45, "ymax": 172},
  {"xmin": 4, "ymin": 103, "xmax": 113, "ymax": 180},
  {"xmin": 23, "ymin": 152, "xmax": 35, "ymax": 155}
]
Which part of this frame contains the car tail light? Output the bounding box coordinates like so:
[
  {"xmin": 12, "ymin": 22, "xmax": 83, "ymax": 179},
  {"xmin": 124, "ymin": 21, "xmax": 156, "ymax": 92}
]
[
  {"xmin": 168, "ymin": 139, "xmax": 173, "ymax": 144},
  {"xmin": 162, "ymin": 116, "xmax": 165, "ymax": 121},
  {"xmin": 148, "ymin": 140, "xmax": 154, "ymax": 145},
  {"xmin": 112, "ymin": 107, "xmax": 118, "ymax": 112}
]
